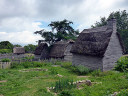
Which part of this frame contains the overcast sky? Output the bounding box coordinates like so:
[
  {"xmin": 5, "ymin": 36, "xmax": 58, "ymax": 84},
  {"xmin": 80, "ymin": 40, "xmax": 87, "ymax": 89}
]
[{"xmin": 0, "ymin": 0, "xmax": 128, "ymax": 45}]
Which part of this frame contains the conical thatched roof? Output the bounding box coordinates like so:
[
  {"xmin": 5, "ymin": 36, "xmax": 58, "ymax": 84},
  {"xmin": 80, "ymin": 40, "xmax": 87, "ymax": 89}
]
[
  {"xmin": 13, "ymin": 47, "xmax": 25, "ymax": 54},
  {"xmin": 71, "ymin": 26, "xmax": 113, "ymax": 56},
  {"xmin": 49, "ymin": 40, "xmax": 74, "ymax": 58},
  {"xmin": 34, "ymin": 43, "xmax": 48, "ymax": 55}
]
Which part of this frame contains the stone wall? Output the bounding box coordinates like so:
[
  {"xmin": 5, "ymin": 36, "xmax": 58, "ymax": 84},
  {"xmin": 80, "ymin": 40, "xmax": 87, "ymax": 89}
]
[
  {"xmin": 72, "ymin": 53, "xmax": 103, "ymax": 70},
  {"xmin": 102, "ymin": 19, "xmax": 123, "ymax": 71}
]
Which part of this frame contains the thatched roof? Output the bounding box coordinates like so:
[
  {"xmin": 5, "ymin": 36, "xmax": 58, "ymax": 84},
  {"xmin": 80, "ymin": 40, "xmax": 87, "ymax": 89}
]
[
  {"xmin": 71, "ymin": 26, "xmax": 114, "ymax": 57},
  {"xmin": 34, "ymin": 43, "xmax": 48, "ymax": 55},
  {"xmin": 13, "ymin": 47, "xmax": 25, "ymax": 54},
  {"xmin": 49, "ymin": 40, "xmax": 74, "ymax": 58}
]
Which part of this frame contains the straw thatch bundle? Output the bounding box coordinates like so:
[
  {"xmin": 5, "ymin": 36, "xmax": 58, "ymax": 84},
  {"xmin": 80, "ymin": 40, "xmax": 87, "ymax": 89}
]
[
  {"xmin": 13, "ymin": 47, "xmax": 25, "ymax": 54},
  {"xmin": 49, "ymin": 40, "xmax": 74, "ymax": 58},
  {"xmin": 34, "ymin": 43, "xmax": 48, "ymax": 55},
  {"xmin": 71, "ymin": 26, "xmax": 113, "ymax": 56}
]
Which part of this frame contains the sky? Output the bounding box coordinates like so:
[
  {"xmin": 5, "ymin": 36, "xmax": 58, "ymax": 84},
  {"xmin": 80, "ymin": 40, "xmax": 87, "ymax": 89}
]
[{"xmin": 0, "ymin": 0, "xmax": 128, "ymax": 46}]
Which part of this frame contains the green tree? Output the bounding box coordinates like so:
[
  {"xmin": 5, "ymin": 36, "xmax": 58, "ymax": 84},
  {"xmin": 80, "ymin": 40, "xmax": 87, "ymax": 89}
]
[
  {"xmin": 92, "ymin": 10, "xmax": 128, "ymax": 53},
  {"xmin": 24, "ymin": 44, "xmax": 37, "ymax": 53},
  {"xmin": 0, "ymin": 41, "xmax": 13, "ymax": 49},
  {"xmin": 34, "ymin": 19, "xmax": 79, "ymax": 46},
  {"xmin": 13, "ymin": 44, "xmax": 22, "ymax": 47}
]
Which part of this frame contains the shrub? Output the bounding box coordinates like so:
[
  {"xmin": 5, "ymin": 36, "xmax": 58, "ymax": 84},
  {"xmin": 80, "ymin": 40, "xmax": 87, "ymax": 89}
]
[
  {"xmin": 75, "ymin": 65, "xmax": 91, "ymax": 75},
  {"xmin": 117, "ymin": 89, "xmax": 128, "ymax": 96},
  {"xmin": 52, "ymin": 78, "xmax": 76, "ymax": 92},
  {"xmin": 59, "ymin": 90, "xmax": 73, "ymax": 96},
  {"xmin": 50, "ymin": 67, "xmax": 58, "ymax": 75},
  {"xmin": 61, "ymin": 62, "xmax": 72, "ymax": 68},
  {"xmin": 91, "ymin": 69, "xmax": 101, "ymax": 76},
  {"xmin": 0, "ymin": 49, "xmax": 12, "ymax": 54},
  {"xmin": 11, "ymin": 61, "xmax": 51, "ymax": 69},
  {"xmin": 114, "ymin": 56, "xmax": 128, "ymax": 72},
  {"xmin": 1, "ymin": 58, "xmax": 11, "ymax": 62}
]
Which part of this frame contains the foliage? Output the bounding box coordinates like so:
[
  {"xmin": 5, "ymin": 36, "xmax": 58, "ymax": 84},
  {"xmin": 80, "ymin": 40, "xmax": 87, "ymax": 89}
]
[
  {"xmin": 75, "ymin": 65, "xmax": 91, "ymax": 75},
  {"xmin": 61, "ymin": 62, "xmax": 72, "ymax": 68},
  {"xmin": 114, "ymin": 56, "xmax": 128, "ymax": 72},
  {"xmin": 52, "ymin": 78, "xmax": 76, "ymax": 92},
  {"xmin": 92, "ymin": 10, "xmax": 128, "ymax": 53},
  {"xmin": 0, "ymin": 41, "xmax": 14, "ymax": 49},
  {"xmin": 91, "ymin": 69, "xmax": 101, "ymax": 76},
  {"xmin": 24, "ymin": 44, "xmax": 37, "ymax": 53},
  {"xmin": 0, "ymin": 49, "xmax": 12, "ymax": 54},
  {"xmin": 0, "ymin": 58, "xmax": 11, "ymax": 62},
  {"xmin": 13, "ymin": 44, "xmax": 22, "ymax": 47},
  {"xmin": 11, "ymin": 61, "xmax": 51, "ymax": 69},
  {"xmin": 50, "ymin": 67, "xmax": 58, "ymax": 75},
  {"xmin": 1, "ymin": 61, "xmax": 128, "ymax": 96},
  {"xmin": 59, "ymin": 90, "xmax": 73, "ymax": 96},
  {"xmin": 117, "ymin": 89, "xmax": 128, "ymax": 96},
  {"xmin": 34, "ymin": 19, "xmax": 79, "ymax": 46},
  {"xmin": 22, "ymin": 56, "xmax": 34, "ymax": 61}
]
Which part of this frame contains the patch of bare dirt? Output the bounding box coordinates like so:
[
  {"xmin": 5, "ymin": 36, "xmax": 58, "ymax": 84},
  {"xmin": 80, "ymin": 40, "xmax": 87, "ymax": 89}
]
[{"xmin": 0, "ymin": 80, "xmax": 7, "ymax": 83}]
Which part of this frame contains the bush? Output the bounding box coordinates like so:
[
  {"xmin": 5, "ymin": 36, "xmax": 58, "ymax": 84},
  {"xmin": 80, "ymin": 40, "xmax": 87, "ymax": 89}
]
[
  {"xmin": 117, "ymin": 89, "xmax": 128, "ymax": 96},
  {"xmin": 114, "ymin": 56, "xmax": 128, "ymax": 72},
  {"xmin": 75, "ymin": 65, "xmax": 91, "ymax": 75},
  {"xmin": 61, "ymin": 62, "xmax": 72, "ymax": 68},
  {"xmin": 1, "ymin": 58, "xmax": 11, "ymax": 62},
  {"xmin": 91, "ymin": 69, "xmax": 101, "ymax": 76},
  {"xmin": 11, "ymin": 61, "xmax": 51, "ymax": 69},
  {"xmin": 0, "ymin": 49, "xmax": 12, "ymax": 54},
  {"xmin": 52, "ymin": 78, "xmax": 76, "ymax": 92},
  {"xmin": 59, "ymin": 90, "xmax": 73, "ymax": 96}
]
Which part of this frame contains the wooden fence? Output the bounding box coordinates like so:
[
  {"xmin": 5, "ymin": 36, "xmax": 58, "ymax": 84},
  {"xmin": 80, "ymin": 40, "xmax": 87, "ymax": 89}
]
[{"xmin": 0, "ymin": 62, "xmax": 11, "ymax": 69}]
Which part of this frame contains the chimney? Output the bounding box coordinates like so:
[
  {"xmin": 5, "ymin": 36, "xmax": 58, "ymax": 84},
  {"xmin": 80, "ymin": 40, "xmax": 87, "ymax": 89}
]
[{"xmin": 107, "ymin": 18, "xmax": 117, "ymax": 33}]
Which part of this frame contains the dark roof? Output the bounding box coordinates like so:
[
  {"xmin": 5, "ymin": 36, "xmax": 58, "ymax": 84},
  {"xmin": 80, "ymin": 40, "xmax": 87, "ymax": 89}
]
[
  {"xmin": 13, "ymin": 47, "xmax": 25, "ymax": 54},
  {"xmin": 34, "ymin": 43, "xmax": 48, "ymax": 55},
  {"xmin": 71, "ymin": 25, "xmax": 114, "ymax": 57},
  {"xmin": 49, "ymin": 40, "xmax": 74, "ymax": 58}
]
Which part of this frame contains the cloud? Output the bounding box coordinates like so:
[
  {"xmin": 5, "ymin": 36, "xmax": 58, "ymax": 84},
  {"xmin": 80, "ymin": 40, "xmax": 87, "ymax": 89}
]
[{"xmin": 0, "ymin": 0, "xmax": 128, "ymax": 45}]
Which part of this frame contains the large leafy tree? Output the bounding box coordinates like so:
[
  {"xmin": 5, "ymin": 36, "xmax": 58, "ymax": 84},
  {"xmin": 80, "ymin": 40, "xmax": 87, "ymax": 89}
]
[
  {"xmin": 34, "ymin": 19, "xmax": 79, "ymax": 46},
  {"xmin": 92, "ymin": 10, "xmax": 128, "ymax": 53},
  {"xmin": 24, "ymin": 44, "xmax": 37, "ymax": 53},
  {"xmin": 0, "ymin": 41, "xmax": 14, "ymax": 49}
]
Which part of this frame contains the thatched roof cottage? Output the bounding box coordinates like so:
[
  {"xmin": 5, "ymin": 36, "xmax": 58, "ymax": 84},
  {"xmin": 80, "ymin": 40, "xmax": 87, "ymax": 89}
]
[
  {"xmin": 34, "ymin": 43, "xmax": 49, "ymax": 60},
  {"xmin": 71, "ymin": 18, "xmax": 125, "ymax": 71},
  {"xmin": 49, "ymin": 40, "xmax": 74, "ymax": 61},
  {"xmin": 13, "ymin": 47, "xmax": 25, "ymax": 54}
]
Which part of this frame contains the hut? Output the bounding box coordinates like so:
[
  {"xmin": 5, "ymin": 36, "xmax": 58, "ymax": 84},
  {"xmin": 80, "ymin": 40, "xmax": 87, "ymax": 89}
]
[
  {"xmin": 13, "ymin": 47, "xmax": 25, "ymax": 55},
  {"xmin": 71, "ymin": 18, "xmax": 125, "ymax": 71},
  {"xmin": 49, "ymin": 40, "xmax": 74, "ymax": 61},
  {"xmin": 34, "ymin": 43, "xmax": 49, "ymax": 60}
]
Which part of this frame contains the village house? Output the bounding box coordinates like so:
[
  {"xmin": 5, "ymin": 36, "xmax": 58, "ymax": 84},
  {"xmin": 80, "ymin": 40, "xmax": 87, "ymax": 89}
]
[
  {"xmin": 34, "ymin": 42, "xmax": 49, "ymax": 60},
  {"xmin": 49, "ymin": 40, "xmax": 74, "ymax": 61},
  {"xmin": 71, "ymin": 18, "xmax": 125, "ymax": 71},
  {"xmin": 13, "ymin": 47, "xmax": 25, "ymax": 55}
]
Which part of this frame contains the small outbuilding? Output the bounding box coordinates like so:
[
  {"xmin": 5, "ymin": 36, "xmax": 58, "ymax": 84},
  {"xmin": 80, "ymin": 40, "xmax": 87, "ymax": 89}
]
[
  {"xmin": 71, "ymin": 18, "xmax": 125, "ymax": 71},
  {"xmin": 49, "ymin": 40, "xmax": 74, "ymax": 61},
  {"xmin": 13, "ymin": 47, "xmax": 25, "ymax": 55},
  {"xmin": 34, "ymin": 43, "xmax": 49, "ymax": 60}
]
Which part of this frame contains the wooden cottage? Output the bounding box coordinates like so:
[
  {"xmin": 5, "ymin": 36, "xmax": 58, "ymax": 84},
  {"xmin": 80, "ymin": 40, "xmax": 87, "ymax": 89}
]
[
  {"xmin": 49, "ymin": 40, "xmax": 74, "ymax": 61},
  {"xmin": 13, "ymin": 47, "xmax": 25, "ymax": 55},
  {"xmin": 34, "ymin": 43, "xmax": 49, "ymax": 60},
  {"xmin": 71, "ymin": 19, "xmax": 125, "ymax": 71}
]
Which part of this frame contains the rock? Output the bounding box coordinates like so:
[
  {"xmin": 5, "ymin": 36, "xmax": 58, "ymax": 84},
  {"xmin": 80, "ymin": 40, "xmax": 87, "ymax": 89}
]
[
  {"xmin": 57, "ymin": 74, "xmax": 63, "ymax": 77},
  {"xmin": 85, "ymin": 80, "xmax": 92, "ymax": 86},
  {"xmin": 111, "ymin": 92, "xmax": 119, "ymax": 96}
]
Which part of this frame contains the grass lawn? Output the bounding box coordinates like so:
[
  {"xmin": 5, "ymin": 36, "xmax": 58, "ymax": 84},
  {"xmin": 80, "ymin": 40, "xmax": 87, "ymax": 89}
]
[{"xmin": 0, "ymin": 61, "xmax": 128, "ymax": 96}]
